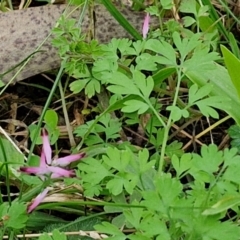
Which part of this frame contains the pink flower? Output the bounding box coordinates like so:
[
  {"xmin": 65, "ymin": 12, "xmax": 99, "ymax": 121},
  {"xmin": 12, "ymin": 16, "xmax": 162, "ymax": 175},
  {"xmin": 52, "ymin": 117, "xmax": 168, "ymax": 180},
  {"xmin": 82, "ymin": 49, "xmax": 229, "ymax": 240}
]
[
  {"xmin": 143, "ymin": 13, "xmax": 150, "ymax": 39},
  {"xmin": 42, "ymin": 129, "xmax": 52, "ymax": 165},
  {"xmin": 20, "ymin": 128, "xmax": 85, "ymax": 212},
  {"xmin": 27, "ymin": 188, "xmax": 49, "ymax": 213},
  {"xmin": 52, "ymin": 152, "xmax": 85, "ymax": 167}
]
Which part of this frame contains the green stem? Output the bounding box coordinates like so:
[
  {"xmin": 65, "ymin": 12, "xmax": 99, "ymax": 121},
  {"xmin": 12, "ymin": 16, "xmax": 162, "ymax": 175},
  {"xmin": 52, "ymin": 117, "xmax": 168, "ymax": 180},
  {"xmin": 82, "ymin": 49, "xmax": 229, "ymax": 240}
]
[
  {"xmin": 101, "ymin": 0, "xmax": 142, "ymax": 40},
  {"xmin": 58, "ymin": 79, "xmax": 76, "ymax": 147},
  {"xmin": 6, "ymin": 0, "xmax": 13, "ymax": 10},
  {"xmin": 0, "ymin": 138, "xmax": 11, "ymax": 205},
  {"xmin": 77, "ymin": 0, "xmax": 88, "ymax": 27},
  {"xmin": 143, "ymin": 96, "xmax": 166, "ymax": 128},
  {"xmin": 27, "ymin": 60, "xmax": 66, "ymax": 162},
  {"xmin": 37, "ymin": 200, "xmax": 145, "ymax": 210},
  {"xmin": 158, "ymin": 68, "xmax": 183, "ymax": 174}
]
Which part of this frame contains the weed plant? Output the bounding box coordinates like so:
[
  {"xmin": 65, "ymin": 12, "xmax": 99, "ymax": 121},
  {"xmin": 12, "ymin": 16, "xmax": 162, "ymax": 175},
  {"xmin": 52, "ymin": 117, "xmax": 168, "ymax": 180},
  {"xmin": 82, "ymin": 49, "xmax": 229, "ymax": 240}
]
[{"xmin": 2, "ymin": 0, "xmax": 240, "ymax": 239}]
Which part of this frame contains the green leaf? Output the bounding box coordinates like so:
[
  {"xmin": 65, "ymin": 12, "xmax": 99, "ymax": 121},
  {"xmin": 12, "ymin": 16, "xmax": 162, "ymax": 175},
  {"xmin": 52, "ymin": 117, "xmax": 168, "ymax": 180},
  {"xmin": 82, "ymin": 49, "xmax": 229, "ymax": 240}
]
[
  {"xmin": 160, "ymin": 0, "xmax": 173, "ymax": 9},
  {"xmin": 136, "ymin": 53, "xmax": 157, "ymax": 71},
  {"xmin": 93, "ymin": 58, "xmax": 118, "ymax": 83},
  {"xmin": 149, "ymin": 128, "xmax": 164, "ymax": 147},
  {"xmin": 189, "ymin": 145, "xmax": 223, "ymax": 182},
  {"xmin": 104, "ymin": 193, "xmax": 127, "ymax": 214},
  {"xmin": 103, "ymin": 148, "xmax": 131, "ymax": 172},
  {"xmin": 101, "ymin": 0, "xmax": 142, "ymax": 40},
  {"xmin": 144, "ymin": 39, "xmax": 177, "ymax": 66},
  {"xmin": 38, "ymin": 229, "xmax": 67, "ymax": 240},
  {"xmin": 195, "ymin": 97, "xmax": 220, "ymax": 118},
  {"xmin": 140, "ymin": 214, "xmax": 171, "ymax": 239},
  {"xmin": 133, "ymin": 70, "xmax": 154, "ymax": 98},
  {"xmin": 38, "ymin": 234, "xmax": 52, "ymax": 240},
  {"xmin": 112, "ymin": 214, "xmax": 126, "ymax": 229},
  {"xmin": 228, "ymin": 125, "xmax": 240, "ymax": 152},
  {"xmin": 180, "ymin": 0, "xmax": 197, "ymax": 15},
  {"xmin": 70, "ymin": 79, "xmax": 88, "ymax": 94},
  {"xmin": 202, "ymin": 195, "xmax": 240, "ymax": 215},
  {"xmin": 182, "ymin": 16, "xmax": 196, "ymax": 27},
  {"xmin": 167, "ymin": 106, "xmax": 189, "ymax": 121},
  {"xmin": 221, "ymin": 45, "xmax": 240, "ymax": 99},
  {"xmin": 204, "ymin": 221, "xmax": 240, "ymax": 240},
  {"xmin": 142, "ymin": 173, "xmax": 182, "ymax": 212},
  {"xmin": 222, "ymin": 163, "xmax": 240, "ymax": 184},
  {"xmin": 172, "ymin": 153, "xmax": 192, "ymax": 178},
  {"xmin": 28, "ymin": 155, "xmax": 41, "ymax": 167},
  {"xmin": 0, "ymin": 202, "xmax": 28, "ymax": 230},
  {"xmin": 44, "ymin": 110, "xmax": 58, "ymax": 129},
  {"xmin": 0, "ymin": 80, "xmax": 5, "ymax": 88},
  {"xmin": 138, "ymin": 149, "xmax": 155, "ymax": 174},
  {"xmin": 222, "ymin": 147, "xmax": 240, "ymax": 167},
  {"xmin": 129, "ymin": 233, "xmax": 153, "ymax": 240},
  {"xmin": 152, "ymin": 67, "xmax": 176, "ymax": 86},
  {"xmin": 52, "ymin": 229, "xmax": 67, "ymax": 240},
  {"xmin": 45, "ymin": 127, "xmax": 60, "ymax": 145},
  {"xmin": 173, "ymin": 32, "xmax": 201, "ymax": 61},
  {"xmin": 188, "ymin": 84, "xmax": 212, "ymax": 104},
  {"xmin": 103, "ymin": 148, "xmax": 139, "ymax": 195},
  {"xmin": 28, "ymin": 124, "xmax": 42, "ymax": 144},
  {"xmin": 79, "ymin": 158, "xmax": 110, "ymax": 185},
  {"xmin": 106, "ymin": 177, "xmax": 125, "ymax": 195},
  {"xmin": 124, "ymin": 203, "xmax": 143, "ymax": 229},
  {"xmin": 0, "ymin": 135, "xmax": 24, "ymax": 177},
  {"xmin": 98, "ymin": 114, "xmax": 121, "ymax": 141},
  {"xmin": 198, "ymin": 7, "xmax": 216, "ymax": 33},
  {"xmin": 198, "ymin": 5, "xmax": 209, "ymax": 16},
  {"xmin": 83, "ymin": 182, "xmax": 102, "ymax": 197},
  {"xmin": 27, "ymin": 211, "xmax": 66, "ymax": 231},
  {"xmin": 111, "ymin": 38, "xmax": 136, "ymax": 56},
  {"xmin": 228, "ymin": 125, "xmax": 240, "ymax": 139},
  {"xmin": 95, "ymin": 221, "xmax": 126, "ymax": 237},
  {"xmin": 165, "ymin": 140, "xmax": 183, "ymax": 157},
  {"xmin": 85, "ymin": 78, "xmax": 101, "ymax": 98},
  {"xmin": 107, "ymin": 72, "xmax": 139, "ymax": 96},
  {"xmin": 122, "ymin": 100, "xmax": 149, "ymax": 114},
  {"xmin": 75, "ymin": 95, "xmax": 138, "ymax": 149},
  {"xmin": 183, "ymin": 45, "xmax": 220, "ymax": 72},
  {"xmin": 185, "ymin": 63, "xmax": 240, "ymax": 124},
  {"xmin": 228, "ymin": 32, "xmax": 240, "ymax": 58},
  {"xmin": 43, "ymin": 216, "xmax": 101, "ymax": 240}
]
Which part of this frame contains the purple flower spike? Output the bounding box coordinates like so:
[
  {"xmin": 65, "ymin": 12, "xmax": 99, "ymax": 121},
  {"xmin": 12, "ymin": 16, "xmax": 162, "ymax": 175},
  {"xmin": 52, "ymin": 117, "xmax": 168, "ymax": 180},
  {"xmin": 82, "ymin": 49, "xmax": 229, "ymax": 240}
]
[
  {"xmin": 28, "ymin": 188, "xmax": 49, "ymax": 213},
  {"xmin": 143, "ymin": 13, "xmax": 150, "ymax": 39},
  {"xmin": 42, "ymin": 129, "xmax": 52, "ymax": 165}
]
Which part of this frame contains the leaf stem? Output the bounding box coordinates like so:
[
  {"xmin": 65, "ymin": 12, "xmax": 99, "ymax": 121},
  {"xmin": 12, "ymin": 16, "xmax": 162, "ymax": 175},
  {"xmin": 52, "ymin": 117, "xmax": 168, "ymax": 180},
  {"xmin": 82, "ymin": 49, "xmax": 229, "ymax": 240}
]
[
  {"xmin": 158, "ymin": 67, "xmax": 183, "ymax": 173},
  {"xmin": 0, "ymin": 138, "xmax": 11, "ymax": 205},
  {"xmin": 27, "ymin": 60, "xmax": 66, "ymax": 162},
  {"xmin": 58, "ymin": 79, "xmax": 76, "ymax": 147}
]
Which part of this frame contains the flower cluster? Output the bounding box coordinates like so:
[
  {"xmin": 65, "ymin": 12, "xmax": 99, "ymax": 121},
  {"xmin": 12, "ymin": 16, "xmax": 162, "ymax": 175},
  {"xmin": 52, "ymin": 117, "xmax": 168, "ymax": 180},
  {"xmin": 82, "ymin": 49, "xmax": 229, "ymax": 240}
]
[{"xmin": 20, "ymin": 129, "xmax": 85, "ymax": 212}]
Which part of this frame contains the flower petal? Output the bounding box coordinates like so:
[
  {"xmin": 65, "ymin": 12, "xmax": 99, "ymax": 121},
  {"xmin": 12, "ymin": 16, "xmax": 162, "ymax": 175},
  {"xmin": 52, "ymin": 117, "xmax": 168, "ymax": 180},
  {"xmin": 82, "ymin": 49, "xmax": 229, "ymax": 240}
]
[
  {"xmin": 143, "ymin": 13, "xmax": 150, "ymax": 39},
  {"xmin": 20, "ymin": 166, "xmax": 50, "ymax": 175},
  {"xmin": 28, "ymin": 188, "xmax": 49, "ymax": 213},
  {"xmin": 52, "ymin": 153, "xmax": 85, "ymax": 167},
  {"xmin": 40, "ymin": 148, "xmax": 47, "ymax": 168},
  {"xmin": 42, "ymin": 129, "xmax": 52, "ymax": 165},
  {"xmin": 48, "ymin": 166, "xmax": 75, "ymax": 178}
]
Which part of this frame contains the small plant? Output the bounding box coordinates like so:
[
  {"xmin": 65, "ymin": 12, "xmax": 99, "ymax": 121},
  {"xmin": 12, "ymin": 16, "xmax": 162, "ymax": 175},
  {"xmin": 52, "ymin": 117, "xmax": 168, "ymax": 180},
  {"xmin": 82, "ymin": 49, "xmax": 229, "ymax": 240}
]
[
  {"xmin": 2, "ymin": 0, "xmax": 240, "ymax": 239},
  {"xmin": 78, "ymin": 145, "xmax": 240, "ymax": 239}
]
